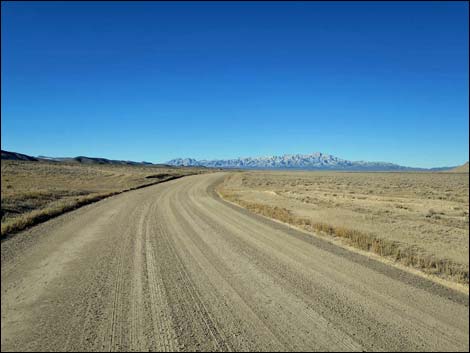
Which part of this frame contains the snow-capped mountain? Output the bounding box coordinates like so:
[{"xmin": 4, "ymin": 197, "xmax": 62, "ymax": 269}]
[{"xmin": 167, "ymin": 152, "xmax": 418, "ymax": 170}]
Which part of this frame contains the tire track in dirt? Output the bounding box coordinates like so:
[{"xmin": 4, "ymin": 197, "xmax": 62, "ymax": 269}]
[
  {"xmin": 151, "ymin": 189, "xmax": 230, "ymax": 352},
  {"xmin": 129, "ymin": 205, "xmax": 148, "ymax": 351},
  {"xmin": 105, "ymin": 205, "xmax": 138, "ymax": 352},
  {"xmin": 143, "ymin": 198, "xmax": 178, "ymax": 351}
]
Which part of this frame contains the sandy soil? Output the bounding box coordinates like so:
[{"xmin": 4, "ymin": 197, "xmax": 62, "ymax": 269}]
[{"xmin": 1, "ymin": 173, "xmax": 468, "ymax": 351}]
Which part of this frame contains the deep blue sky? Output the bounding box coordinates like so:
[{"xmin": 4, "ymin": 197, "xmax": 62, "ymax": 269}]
[{"xmin": 2, "ymin": 1, "xmax": 468, "ymax": 167}]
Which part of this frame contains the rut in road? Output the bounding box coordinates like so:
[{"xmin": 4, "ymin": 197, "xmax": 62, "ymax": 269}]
[{"xmin": 1, "ymin": 173, "xmax": 469, "ymax": 352}]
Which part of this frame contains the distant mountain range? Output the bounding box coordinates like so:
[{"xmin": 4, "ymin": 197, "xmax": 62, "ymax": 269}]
[
  {"xmin": 167, "ymin": 152, "xmax": 458, "ymax": 171},
  {"xmin": 2, "ymin": 150, "xmax": 462, "ymax": 171}
]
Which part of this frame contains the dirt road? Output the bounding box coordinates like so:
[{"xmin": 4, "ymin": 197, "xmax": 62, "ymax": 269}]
[{"xmin": 1, "ymin": 173, "xmax": 468, "ymax": 351}]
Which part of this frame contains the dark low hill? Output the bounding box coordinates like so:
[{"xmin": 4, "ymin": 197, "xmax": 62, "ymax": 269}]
[
  {"xmin": 1, "ymin": 150, "xmax": 38, "ymax": 161},
  {"xmin": 2, "ymin": 151, "xmax": 160, "ymax": 166},
  {"xmin": 73, "ymin": 156, "xmax": 143, "ymax": 165},
  {"xmin": 37, "ymin": 155, "xmax": 162, "ymax": 166}
]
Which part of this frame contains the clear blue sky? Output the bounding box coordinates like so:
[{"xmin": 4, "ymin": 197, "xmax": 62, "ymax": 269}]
[{"xmin": 2, "ymin": 1, "xmax": 468, "ymax": 167}]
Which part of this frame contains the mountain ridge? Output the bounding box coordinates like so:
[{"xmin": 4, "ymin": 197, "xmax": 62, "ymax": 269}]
[
  {"xmin": 1, "ymin": 150, "xmax": 458, "ymax": 171},
  {"xmin": 1, "ymin": 150, "xmax": 39, "ymax": 162},
  {"xmin": 167, "ymin": 152, "xmax": 456, "ymax": 171}
]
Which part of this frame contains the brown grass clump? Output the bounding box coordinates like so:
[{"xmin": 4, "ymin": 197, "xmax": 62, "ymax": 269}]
[{"xmin": 1, "ymin": 192, "xmax": 115, "ymax": 236}]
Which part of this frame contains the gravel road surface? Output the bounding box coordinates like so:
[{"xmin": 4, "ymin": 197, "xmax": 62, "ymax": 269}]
[{"xmin": 1, "ymin": 173, "xmax": 468, "ymax": 351}]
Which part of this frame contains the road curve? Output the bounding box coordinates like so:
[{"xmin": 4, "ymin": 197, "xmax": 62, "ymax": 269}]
[{"xmin": 1, "ymin": 172, "xmax": 468, "ymax": 351}]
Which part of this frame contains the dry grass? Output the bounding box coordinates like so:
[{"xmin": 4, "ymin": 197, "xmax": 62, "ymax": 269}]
[
  {"xmin": 219, "ymin": 171, "xmax": 469, "ymax": 284},
  {"xmin": 1, "ymin": 160, "xmax": 207, "ymax": 237}
]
